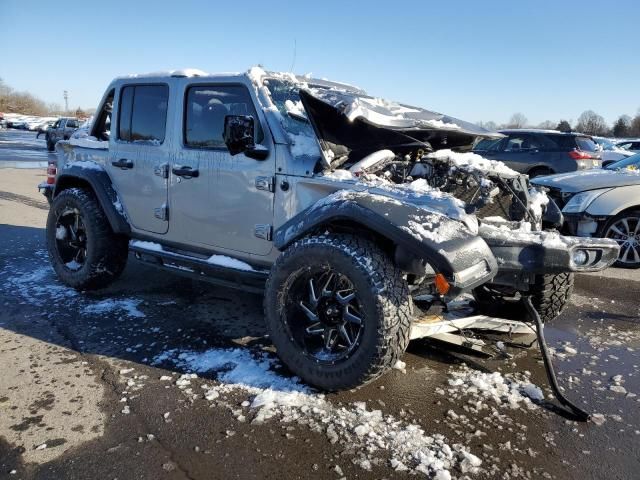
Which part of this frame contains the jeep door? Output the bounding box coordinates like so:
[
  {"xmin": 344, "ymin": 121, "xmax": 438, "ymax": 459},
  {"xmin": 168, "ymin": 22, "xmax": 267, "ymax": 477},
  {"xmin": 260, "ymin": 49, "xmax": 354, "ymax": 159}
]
[
  {"xmin": 170, "ymin": 80, "xmax": 274, "ymax": 255},
  {"xmin": 108, "ymin": 82, "xmax": 174, "ymax": 234}
]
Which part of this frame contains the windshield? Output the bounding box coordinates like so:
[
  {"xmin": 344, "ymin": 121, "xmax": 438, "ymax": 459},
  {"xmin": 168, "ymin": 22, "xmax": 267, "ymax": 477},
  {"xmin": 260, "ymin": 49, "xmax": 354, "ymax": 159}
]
[
  {"xmin": 605, "ymin": 153, "xmax": 640, "ymax": 170},
  {"xmin": 265, "ymin": 77, "xmax": 313, "ymax": 134}
]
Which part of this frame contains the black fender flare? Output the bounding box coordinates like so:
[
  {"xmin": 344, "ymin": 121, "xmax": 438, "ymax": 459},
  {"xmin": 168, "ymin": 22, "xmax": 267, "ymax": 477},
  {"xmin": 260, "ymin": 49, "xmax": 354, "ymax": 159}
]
[
  {"xmin": 53, "ymin": 164, "xmax": 131, "ymax": 235},
  {"xmin": 273, "ymin": 191, "xmax": 498, "ymax": 294}
]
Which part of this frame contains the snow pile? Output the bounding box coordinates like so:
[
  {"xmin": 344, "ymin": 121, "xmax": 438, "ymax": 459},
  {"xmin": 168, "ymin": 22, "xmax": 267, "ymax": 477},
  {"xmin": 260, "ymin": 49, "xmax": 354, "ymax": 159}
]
[
  {"xmin": 206, "ymin": 255, "xmax": 253, "ymax": 271},
  {"xmin": 68, "ymin": 136, "xmax": 108, "ymax": 150},
  {"xmin": 528, "ymin": 188, "xmax": 550, "ymax": 221},
  {"xmin": 445, "ymin": 366, "xmax": 544, "ymax": 409},
  {"xmin": 83, "ymin": 298, "xmax": 145, "ymax": 318},
  {"xmin": 64, "ymin": 160, "xmax": 104, "ymax": 171},
  {"xmin": 401, "ymin": 213, "xmax": 460, "ymax": 243},
  {"xmin": 427, "ymin": 149, "xmax": 518, "ymax": 177},
  {"xmin": 284, "ymin": 99, "xmax": 306, "ymax": 119},
  {"xmin": 130, "ymin": 240, "xmax": 163, "ymax": 252},
  {"xmin": 153, "ymin": 347, "xmax": 481, "ymax": 478}
]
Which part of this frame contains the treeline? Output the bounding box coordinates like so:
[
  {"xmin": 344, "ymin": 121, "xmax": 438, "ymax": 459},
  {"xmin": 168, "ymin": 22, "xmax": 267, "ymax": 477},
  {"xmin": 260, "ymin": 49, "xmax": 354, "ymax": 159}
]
[
  {"xmin": 479, "ymin": 109, "xmax": 640, "ymax": 138},
  {"xmin": 0, "ymin": 77, "xmax": 92, "ymax": 117}
]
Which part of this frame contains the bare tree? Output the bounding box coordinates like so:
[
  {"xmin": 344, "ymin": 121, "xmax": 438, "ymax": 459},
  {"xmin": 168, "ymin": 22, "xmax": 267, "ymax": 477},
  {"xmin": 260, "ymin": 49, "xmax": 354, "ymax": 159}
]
[
  {"xmin": 537, "ymin": 120, "xmax": 556, "ymax": 130},
  {"xmin": 505, "ymin": 113, "xmax": 528, "ymax": 129},
  {"xmin": 575, "ymin": 110, "xmax": 609, "ymax": 136},
  {"xmin": 0, "ymin": 78, "xmax": 71, "ymax": 116},
  {"xmin": 477, "ymin": 120, "xmax": 498, "ymax": 131}
]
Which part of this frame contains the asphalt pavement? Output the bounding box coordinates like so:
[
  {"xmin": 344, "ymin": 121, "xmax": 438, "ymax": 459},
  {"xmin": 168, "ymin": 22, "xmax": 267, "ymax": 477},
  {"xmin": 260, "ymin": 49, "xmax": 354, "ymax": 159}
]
[{"xmin": 0, "ymin": 129, "xmax": 639, "ymax": 480}]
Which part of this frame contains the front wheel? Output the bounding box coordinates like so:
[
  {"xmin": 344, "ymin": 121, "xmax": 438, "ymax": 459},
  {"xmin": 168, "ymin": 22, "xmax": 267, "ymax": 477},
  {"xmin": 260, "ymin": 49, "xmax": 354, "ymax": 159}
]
[
  {"xmin": 602, "ymin": 210, "xmax": 640, "ymax": 268},
  {"xmin": 264, "ymin": 234, "xmax": 412, "ymax": 390},
  {"xmin": 47, "ymin": 188, "xmax": 129, "ymax": 290}
]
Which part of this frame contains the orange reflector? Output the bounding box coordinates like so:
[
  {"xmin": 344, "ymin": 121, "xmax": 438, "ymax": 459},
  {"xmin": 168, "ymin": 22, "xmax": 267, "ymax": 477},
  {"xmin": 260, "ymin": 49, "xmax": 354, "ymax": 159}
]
[{"xmin": 434, "ymin": 273, "xmax": 450, "ymax": 296}]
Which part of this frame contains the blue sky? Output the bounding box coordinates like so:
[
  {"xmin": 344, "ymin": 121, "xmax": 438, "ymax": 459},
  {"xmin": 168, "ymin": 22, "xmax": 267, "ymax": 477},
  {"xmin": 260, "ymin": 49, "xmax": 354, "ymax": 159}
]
[{"xmin": 1, "ymin": 0, "xmax": 638, "ymax": 126}]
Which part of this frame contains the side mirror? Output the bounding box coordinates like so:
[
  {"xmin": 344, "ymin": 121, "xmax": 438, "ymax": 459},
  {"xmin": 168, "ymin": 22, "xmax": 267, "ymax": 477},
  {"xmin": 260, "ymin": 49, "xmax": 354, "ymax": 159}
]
[{"xmin": 223, "ymin": 115, "xmax": 268, "ymax": 160}]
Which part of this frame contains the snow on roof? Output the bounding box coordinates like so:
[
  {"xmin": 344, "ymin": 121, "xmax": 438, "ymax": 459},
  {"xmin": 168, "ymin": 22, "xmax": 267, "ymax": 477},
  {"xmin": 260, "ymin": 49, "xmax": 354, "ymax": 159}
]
[{"xmin": 118, "ymin": 69, "xmax": 240, "ymax": 80}]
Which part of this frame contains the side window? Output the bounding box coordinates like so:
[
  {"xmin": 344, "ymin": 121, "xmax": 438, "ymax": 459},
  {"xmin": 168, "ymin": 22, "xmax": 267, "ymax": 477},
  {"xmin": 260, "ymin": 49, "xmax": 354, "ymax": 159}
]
[
  {"xmin": 91, "ymin": 89, "xmax": 114, "ymax": 141},
  {"xmin": 67, "ymin": 119, "xmax": 79, "ymax": 128},
  {"xmin": 118, "ymin": 85, "xmax": 169, "ymax": 143},
  {"xmin": 184, "ymin": 84, "xmax": 262, "ymax": 149},
  {"xmin": 503, "ymin": 134, "xmax": 540, "ymax": 152}
]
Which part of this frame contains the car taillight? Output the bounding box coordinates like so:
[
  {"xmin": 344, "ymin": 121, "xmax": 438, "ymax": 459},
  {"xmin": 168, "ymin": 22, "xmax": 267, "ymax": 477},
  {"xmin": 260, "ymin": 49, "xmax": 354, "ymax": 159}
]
[
  {"xmin": 568, "ymin": 150, "xmax": 595, "ymax": 160},
  {"xmin": 47, "ymin": 163, "xmax": 57, "ymax": 185}
]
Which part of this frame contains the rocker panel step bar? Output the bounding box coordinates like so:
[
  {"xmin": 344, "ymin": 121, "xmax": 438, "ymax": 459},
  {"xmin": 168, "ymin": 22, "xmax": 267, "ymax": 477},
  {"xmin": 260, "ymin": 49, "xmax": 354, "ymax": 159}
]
[{"xmin": 129, "ymin": 243, "xmax": 269, "ymax": 294}]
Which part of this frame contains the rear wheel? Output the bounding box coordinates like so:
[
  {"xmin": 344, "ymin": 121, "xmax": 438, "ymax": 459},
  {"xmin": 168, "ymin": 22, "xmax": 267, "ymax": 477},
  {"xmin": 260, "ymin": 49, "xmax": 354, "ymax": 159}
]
[
  {"xmin": 473, "ymin": 273, "xmax": 574, "ymax": 323},
  {"xmin": 47, "ymin": 188, "xmax": 128, "ymax": 290},
  {"xmin": 602, "ymin": 210, "xmax": 640, "ymax": 268},
  {"xmin": 264, "ymin": 234, "xmax": 412, "ymax": 390},
  {"xmin": 46, "ymin": 138, "xmax": 55, "ymax": 152}
]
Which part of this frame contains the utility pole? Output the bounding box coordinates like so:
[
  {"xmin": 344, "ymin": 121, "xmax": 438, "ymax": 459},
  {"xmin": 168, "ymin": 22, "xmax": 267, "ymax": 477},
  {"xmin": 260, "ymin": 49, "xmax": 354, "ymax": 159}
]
[{"xmin": 63, "ymin": 90, "xmax": 68, "ymax": 113}]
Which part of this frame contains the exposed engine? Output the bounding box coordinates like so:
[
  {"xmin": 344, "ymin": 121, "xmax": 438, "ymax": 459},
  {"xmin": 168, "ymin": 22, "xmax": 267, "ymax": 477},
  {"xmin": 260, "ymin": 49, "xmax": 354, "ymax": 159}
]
[{"xmin": 338, "ymin": 148, "xmax": 545, "ymax": 227}]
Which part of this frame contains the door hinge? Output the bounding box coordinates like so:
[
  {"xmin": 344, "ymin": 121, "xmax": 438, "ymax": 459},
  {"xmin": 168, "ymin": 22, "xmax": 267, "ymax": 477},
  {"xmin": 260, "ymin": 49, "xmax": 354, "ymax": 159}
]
[
  {"xmin": 154, "ymin": 163, "xmax": 169, "ymax": 179},
  {"xmin": 255, "ymin": 176, "xmax": 274, "ymax": 193},
  {"xmin": 254, "ymin": 224, "xmax": 272, "ymax": 241},
  {"xmin": 154, "ymin": 203, "xmax": 169, "ymax": 221}
]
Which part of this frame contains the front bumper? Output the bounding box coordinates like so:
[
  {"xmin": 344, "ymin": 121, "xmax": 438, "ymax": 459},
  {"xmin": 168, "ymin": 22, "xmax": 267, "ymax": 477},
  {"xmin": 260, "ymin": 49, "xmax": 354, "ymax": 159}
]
[{"xmin": 479, "ymin": 223, "xmax": 619, "ymax": 274}]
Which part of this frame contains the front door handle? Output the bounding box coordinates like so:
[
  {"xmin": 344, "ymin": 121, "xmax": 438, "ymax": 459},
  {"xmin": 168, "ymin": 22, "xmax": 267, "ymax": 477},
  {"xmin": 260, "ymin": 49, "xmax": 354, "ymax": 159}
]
[
  {"xmin": 172, "ymin": 165, "xmax": 199, "ymax": 178},
  {"xmin": 112, "ymin": 158, "xmax": 134, "ymax": 169}
]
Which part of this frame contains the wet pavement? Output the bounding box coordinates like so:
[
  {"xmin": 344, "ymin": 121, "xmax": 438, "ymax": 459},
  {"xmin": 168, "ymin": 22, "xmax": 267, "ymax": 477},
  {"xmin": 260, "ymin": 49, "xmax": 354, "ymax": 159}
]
[
  {"xmin": 0, "ymin": 129, "xmax": 55, "ymax": 168},
  {"xmin": 0, "ymin": 129, "xmax": 639, "ymax": 479}
]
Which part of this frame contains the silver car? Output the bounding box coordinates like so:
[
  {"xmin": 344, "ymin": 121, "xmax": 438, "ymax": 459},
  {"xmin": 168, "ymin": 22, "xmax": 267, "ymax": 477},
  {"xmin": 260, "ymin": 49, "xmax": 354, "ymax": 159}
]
[{"xmin": 532, "ymin": 154, "xmax": 640, "ymax": 268}]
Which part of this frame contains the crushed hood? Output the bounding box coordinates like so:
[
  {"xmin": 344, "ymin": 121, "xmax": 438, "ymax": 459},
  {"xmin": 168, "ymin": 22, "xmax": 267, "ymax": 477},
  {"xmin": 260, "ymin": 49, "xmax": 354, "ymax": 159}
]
[{"xmin": 299, "ymin": 88, "xmax": 502, "ymax": 163}]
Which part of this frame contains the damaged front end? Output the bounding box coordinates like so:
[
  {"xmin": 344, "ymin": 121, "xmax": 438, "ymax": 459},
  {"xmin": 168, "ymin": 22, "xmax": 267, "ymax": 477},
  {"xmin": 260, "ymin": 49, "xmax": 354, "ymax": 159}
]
[{"xmin": 259, "ymin": 72, "xmax": 619, "ymax": 300}]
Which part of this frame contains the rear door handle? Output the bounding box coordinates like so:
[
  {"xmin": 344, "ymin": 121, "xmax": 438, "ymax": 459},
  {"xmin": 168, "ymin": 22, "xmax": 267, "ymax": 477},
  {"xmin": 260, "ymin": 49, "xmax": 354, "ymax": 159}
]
[
  {"xmin": 112, "ymin": 158, "xmax": 134, "ymax": 169},
  {"xmin": 172, "ymin": 166, "xmax": 199, "ymax": 178}
]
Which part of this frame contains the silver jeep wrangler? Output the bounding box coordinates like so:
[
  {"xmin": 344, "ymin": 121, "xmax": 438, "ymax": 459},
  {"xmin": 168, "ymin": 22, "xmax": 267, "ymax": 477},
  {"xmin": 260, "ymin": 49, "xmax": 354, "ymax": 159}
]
[{"xmin": 41, "ymin": 67, "xmax": 619, "ymax": 390}]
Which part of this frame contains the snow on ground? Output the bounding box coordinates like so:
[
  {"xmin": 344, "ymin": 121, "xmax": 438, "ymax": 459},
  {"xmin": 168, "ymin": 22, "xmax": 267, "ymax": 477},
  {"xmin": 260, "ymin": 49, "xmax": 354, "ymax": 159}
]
[
  {"xmin": 444, "ymin": 366, "xmax": 544, "ymax": 408},
  {"xmin": 153, "ymin": 347, "xmax": 482, "ymax": 478},
  {"xmin": 83, "ymin": 298, "xmax": 145, "ymax": 318},
  {"xmin": 1, "ymin": 249, "xmax": 145, "ymax": 318}
]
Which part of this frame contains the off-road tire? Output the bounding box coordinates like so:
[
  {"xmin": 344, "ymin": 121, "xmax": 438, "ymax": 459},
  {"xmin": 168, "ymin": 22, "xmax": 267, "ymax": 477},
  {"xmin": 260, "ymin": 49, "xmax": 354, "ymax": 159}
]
[
  {"xmin": 47, "ymin": 187, "xmax": 128, "ymax": 290},
  {"xmin": 473, "ymin": 273, "xmax": 574, "ymax": 323},
  {"xmin": 264, "ymin": 234, "xmax": 412, "ymax": 390}
]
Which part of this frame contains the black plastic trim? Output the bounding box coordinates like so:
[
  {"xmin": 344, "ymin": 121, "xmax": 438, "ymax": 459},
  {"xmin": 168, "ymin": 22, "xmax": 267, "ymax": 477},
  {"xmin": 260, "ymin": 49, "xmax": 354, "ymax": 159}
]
[
  {"xmin": 53, "ymin": 166, "xmax": 131, "ymax": 235},
  {"xmin": 274, "ymin": 193, "xmax": 499, "ymax": 296}
]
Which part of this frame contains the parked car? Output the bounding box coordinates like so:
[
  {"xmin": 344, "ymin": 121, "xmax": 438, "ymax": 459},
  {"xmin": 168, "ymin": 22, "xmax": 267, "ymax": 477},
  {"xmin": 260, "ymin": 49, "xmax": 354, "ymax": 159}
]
[
  {"xmin": 45, "ymin": 117, "xmax": 80, "ymax": 151},
  {"xmin": 36, "ymin": 120, "xmax": 56, "ymax": 138},
  {"xmin": 615, "ymin": 139, "xmax": 640, "ymax": 152},
  {"xmin": 40, "ymin": 68, "xmax": 618, "ymax": 390},
  {"xmin": 592, "ymin": 136, "xmax": 635, "ymax": 167},
  {"xmin": 532, "ymin": 154, "xmax": 640, "ymax": 268},
  {"xmin": 473, "ymin": 129, "xmax": 602, "ymax": 177}
]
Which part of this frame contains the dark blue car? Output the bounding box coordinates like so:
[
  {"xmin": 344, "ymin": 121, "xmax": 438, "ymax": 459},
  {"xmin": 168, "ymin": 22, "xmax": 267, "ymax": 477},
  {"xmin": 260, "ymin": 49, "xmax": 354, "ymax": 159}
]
[{"xmin": 473, "ymin": 129, "xmax": 602, "ymax": 177}]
